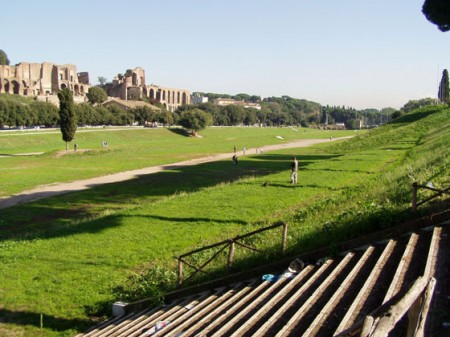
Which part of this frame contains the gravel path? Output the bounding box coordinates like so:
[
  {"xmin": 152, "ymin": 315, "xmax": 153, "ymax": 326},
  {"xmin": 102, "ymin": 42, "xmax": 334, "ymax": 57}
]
[{"xmin": 0, "ymin": 137, "xmax": 351, "ymax": 209}]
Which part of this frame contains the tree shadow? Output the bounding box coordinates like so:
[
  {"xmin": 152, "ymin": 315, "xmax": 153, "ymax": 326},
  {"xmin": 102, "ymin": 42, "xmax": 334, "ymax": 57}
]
[
  {"xmin": 167, "ymin": 127, "xmax": 191, "ymax": 137},
  {"xmin": 0, "ymin": 152, "xmax": 342, "ymax": 243},
  {"xmin": 0, "ymin": 308, "xmax": 93, "ymax": 334}
]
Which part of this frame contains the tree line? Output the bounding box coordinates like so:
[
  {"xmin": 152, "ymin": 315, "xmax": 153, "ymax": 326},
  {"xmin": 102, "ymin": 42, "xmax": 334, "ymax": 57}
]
[
  {"xmin": 1, "ymin": 90, "xmax": 444, "ymax": 131},
  {"xmin": 0, "ymin": 93, "xmax": 178, "ymax": 129},
  {"xmin": 190, "ymin": 93, "xmax": 399, "ymax": 129}
]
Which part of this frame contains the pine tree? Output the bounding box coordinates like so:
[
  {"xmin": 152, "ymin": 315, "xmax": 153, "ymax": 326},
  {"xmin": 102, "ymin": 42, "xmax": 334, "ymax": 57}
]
[
  {"xmin": 438, "ymin": 69, "xmax": 449, "ymax": 103},
  {"xmin": 57, "ymin": 88, "xmax": 77, "ymax": 150}
]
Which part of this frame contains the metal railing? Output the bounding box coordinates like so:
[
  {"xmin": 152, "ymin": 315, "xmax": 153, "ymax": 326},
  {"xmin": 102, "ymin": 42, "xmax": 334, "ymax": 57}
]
[
  {"xmin": 175, "ymin": 222, "xmax": 288, "ymax": 287},
  {"xmin": 412, "ymin": 182, "xmax": 450, "ymax": 211}
]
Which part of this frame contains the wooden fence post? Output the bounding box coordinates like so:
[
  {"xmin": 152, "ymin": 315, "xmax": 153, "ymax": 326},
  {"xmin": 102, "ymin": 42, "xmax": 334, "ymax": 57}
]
[
  {"xmin": 282, "ymin": 222, "xmax": 288, "ymax": 255},
  {"xmin": 228, "ymin": 240, "xmax": 235, "ymax": 270},
  {"xmin": 412, "ymin": 182, "xmax": 418, "ymax": 212},
  {"xmin": 177, "ymin": 258, "xmax": 183, "ymax": 288}
]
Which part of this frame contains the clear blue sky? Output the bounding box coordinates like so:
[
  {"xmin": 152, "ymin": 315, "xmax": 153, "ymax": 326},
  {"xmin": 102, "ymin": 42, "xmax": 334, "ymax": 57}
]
[{"xmin": 2, "ymin": 0, "xmax": 449, "ymax": 109}]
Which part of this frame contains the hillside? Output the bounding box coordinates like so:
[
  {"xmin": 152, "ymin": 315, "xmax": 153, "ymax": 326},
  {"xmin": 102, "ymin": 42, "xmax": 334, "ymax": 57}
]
[{"xmin": 0, "ymin": 106, "xmax": 448, "ymax": 337}]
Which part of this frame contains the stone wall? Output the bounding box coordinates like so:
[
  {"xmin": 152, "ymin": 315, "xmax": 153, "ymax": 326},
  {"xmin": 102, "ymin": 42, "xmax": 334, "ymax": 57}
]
[
  {"xmin": 104, "ymin": 67, "xmax": 190, "ymax": 112},
  {"xmin": 0, "ymin": 62, "xmax": 90, "ymax": 98}
]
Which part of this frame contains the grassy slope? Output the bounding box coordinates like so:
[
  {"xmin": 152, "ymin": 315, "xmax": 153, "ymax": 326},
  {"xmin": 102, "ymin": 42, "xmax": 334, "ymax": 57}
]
[{"xmin": 0, "ymin": 107, "xmax": 448, "ymax": 337}]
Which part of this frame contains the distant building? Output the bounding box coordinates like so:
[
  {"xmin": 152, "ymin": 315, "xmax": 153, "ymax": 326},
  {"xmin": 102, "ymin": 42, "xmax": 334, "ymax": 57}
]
[
  {"xmin": 103, "ymin": 67, "xmax": 190, "ymax": 112},
  {"xmin": 0, "ymin": 62, "xmax": 90, "ymax": 104},
  {"xmin": 191, "ymin": 93, "xmax": 209, "ymax": 104},
  {"xmin": 213, "ymin": 98, "xmax": 261, "ymax": 110}
]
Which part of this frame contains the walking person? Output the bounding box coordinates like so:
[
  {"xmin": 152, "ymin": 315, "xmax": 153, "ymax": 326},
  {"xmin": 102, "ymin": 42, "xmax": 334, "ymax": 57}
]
[
  {"xmin": 232, "ymin": 154, "xmax": 238, "ymax": 165},
  {"xmin": 290, "ymin": 156, "xmax": 298, "ymax": 184}
]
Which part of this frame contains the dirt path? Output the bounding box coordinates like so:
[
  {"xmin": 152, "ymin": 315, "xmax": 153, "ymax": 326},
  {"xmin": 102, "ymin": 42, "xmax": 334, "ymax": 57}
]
[{"xmin": 0, "ymin": 137, "xmax": 351, "ymax": 209}]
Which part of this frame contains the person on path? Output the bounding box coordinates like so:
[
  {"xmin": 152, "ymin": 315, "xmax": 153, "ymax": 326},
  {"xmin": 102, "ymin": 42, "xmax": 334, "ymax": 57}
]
[
  {"xmin": 232, "ymin": 154, "xmax": 238, "ymax": 165},
  {"xmin": 290, "ymin": 156, "xmax": 298, "ymax": 184}
]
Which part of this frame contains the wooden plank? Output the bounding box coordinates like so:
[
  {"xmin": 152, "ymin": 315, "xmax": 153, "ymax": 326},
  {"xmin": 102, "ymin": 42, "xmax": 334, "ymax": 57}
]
[
  {"xmin": 125, "ymin": 293, "xmax": 210, "ymax": 337},
  {"xmin": 202, "ymin": 280, "xmax": 271, "ymax": 336},
  {"xmin": 210, "ymin": 277, "xmax": 291, "ymax": 337},
  {"xmin": 250, "ymin": 259, "xmax": 334, "ymax": 337},
  {"xmin": 274, "ymin": 253, "xmax": 355, "ymax": 337},
  {"xmin": 369, "ymin": 276, "xmax": 432, "ymax": 337},
  {"xmin": 180, "ymin": 280, "xmax": 259, "ymax": 336},
  {"xmin": 334, "ymin": 240, "xmax": 397, "ymax": 335},
  {"xmin": 302, "ymin": 247, "xmax": 376, "ymax": 337},
  {"xmin": 149, "ymin": 287, "xmax": 230, "ymax": 337},
  {"xmin": 423, "ymin": 227, "xmax": 442, "ymax": 278},
  {"xmin": 382, "ymin": 233, "xmax": 418, "ymax": 304},
  {"xmin": 229, "ymin": 265, "xmax": 315, "ymax": 337}
]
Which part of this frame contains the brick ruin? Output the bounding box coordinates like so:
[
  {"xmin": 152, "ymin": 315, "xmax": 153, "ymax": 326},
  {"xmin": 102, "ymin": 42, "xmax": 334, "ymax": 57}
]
[
  {"xmin": 104, "ymin": 67, "xmax": 190, "ymax": 112},
  {"xmin": 0, "ymin": 63, "xmax": 190, "ymax": 110},
  {"xmin": 0, "ymin": 62, "xmax": 90, "ymax": 104}
]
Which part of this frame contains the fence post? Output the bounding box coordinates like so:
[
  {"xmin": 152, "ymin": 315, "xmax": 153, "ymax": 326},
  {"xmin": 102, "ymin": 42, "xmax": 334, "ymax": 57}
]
[
  {"xmin": 412, "ymin": 182, "xmax": 418, "ymax": 212},
  {"xmin": 177, "ymin": 258, "xmax": 183, "ymax": 288},
  {"xmin": 282, "ymin": 222, "xmax": 288, "ymax": 255},
  {"xmin": 227, "ymin": 240, "xmax": 235, "ymax": 270}
]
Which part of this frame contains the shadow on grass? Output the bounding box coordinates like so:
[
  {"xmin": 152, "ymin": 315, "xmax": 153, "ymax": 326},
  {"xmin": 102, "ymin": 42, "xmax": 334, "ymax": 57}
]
[
  {"xmin": 144, "ymin": 214, "xmax": 248, "ymax": 225},
  {"xmin": 0, "ymin": 153, "xmax": 342, "ymax": 242},
  {"xmin": 167, "ymin": 127, "xmax": 191, "ymax": 137},
  {"xmin": 0, "ymin": 308, "xmax": 92, "ymax": 334}
]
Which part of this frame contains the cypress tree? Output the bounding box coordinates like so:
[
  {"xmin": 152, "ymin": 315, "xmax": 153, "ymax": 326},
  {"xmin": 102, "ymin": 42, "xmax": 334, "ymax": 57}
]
[
  {"xmin": 57, "ymin": 88, "xmax": 77, "ymax": 150},
  {"xmin": 438, "ymin": 69, "xmax": 449, "ymax": 104}
]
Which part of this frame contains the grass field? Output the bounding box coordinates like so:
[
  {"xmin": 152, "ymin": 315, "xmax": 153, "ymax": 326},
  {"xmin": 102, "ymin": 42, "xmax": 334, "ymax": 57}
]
[
  {"xmin": 0, "ymin": 108, "xmax": 449, "ymax": 337},
  {"xmin": 0, "ymin": 126, "xmax": 356, "ymax": 197}
]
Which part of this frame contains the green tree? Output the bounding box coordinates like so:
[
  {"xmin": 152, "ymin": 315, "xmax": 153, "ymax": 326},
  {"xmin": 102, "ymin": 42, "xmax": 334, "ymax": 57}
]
[
  {"xmin": 438, "ymin": 69, "xmax": 449, "ymax": 103},
  {"xmin": 0, "ymin": 49, "xmax": 10, "ymax": 65},
  {"xmin": 401, "ymin": 98, "xmax": 436, "ymax": 112},
  {"xmin": 131, "ymin": 106, "xmax": 157, "ymax": 126},
  {"xmin": 158, "ymin": 110, "xmax": 176, "ymax": 127},
  {"xmin": 178, "ymin": 108, "xmax": 213, "ymax": 135},
  {"xmin": 98, "ymin": 76, "xmax": 107, "ymax": 85},
  {"xmin": 86, "ymin": 86, "xmax": 108, "ymax": 105},
  {"xmin": 57, "ymin": 88, "xmax": 77, "ymax": 150},
  {"xmin": 422, "ymin": 0, "xmax": 450, "ymax": 32},
  {"xmin": 30, "ymin": 101, "xmax": 59, "ymax": 127}
]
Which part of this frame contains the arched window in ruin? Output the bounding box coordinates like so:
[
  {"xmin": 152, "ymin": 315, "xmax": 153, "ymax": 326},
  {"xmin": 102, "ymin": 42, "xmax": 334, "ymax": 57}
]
[
  {"xmin": 162, "ymin": 90, "xmax": 166, "ymax": 101},
  {"xmin": 150, "ymin": 89, "xmax": 155, "ymax": 100},
  {"xmin": 177, "ymin": 92, "xmax": 181, "ymax": 104},
  {"xmin": 12, "ymin": 81, "xmax": 20, "ymax": 95},
  {"xmin": 143, "ymin": 87, "xmax": 148, "ymax": 97},
  {"xmin": 22, "ymin": 81, "xmax": 28, "ymax": 95},
  {"xmin": 4, "ymin": 80, "xmax": 10, "ymax": 93},
  {"xmin": 168, "ymin": 91, "xmax": 171, "ymax": 104},
  {"xmin": 61, "ymin": 83, "xmax": 67, "ymax": 90},
  {"xmin": 80, "ymin": 86, "xmax": 85, "ymax": 94},
  {"xmin": 132, "ymin": 73, "xmax": 138, "ymax": 86},
  {"xmin": 74, "ymin": 84, "xmax": 80, "ymax": 95},
  {"xmin": 182, "ymin": 92, "xmax": 187, "ymax": 105}
]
